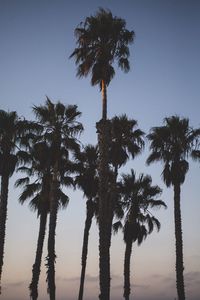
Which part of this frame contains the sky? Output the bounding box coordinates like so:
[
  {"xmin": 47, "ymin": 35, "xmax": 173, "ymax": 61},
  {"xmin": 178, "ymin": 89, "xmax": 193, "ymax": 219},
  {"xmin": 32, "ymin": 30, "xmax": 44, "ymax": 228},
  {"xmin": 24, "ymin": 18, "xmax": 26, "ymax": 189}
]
[{"xmin": 0, "ymin": 0, "xmax": 200, "ymax": 299}]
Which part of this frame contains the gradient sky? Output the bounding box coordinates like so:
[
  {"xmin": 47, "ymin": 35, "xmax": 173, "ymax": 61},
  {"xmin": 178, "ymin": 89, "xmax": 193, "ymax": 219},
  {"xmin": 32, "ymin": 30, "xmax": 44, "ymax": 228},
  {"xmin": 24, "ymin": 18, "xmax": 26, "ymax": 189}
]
[{"xmin": 0, "ymin": 0, "xmax": 200, "ymax": 299}]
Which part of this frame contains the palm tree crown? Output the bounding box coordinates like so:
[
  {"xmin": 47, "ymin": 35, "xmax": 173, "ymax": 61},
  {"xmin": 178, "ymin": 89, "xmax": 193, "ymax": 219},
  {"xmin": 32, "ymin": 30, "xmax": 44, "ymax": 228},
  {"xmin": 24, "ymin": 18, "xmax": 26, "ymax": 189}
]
[
  {"xmin": 70, "ymin": 8, "xmax": 134, "ymax": 88},
  {"xmin": 109, "ymin": 114, "xmax": 144, "ymax": 171},
  {"xmin": 0, "ymin": 110, "xmax": 26, "ymax": 177},
  {"xmin": 75, "ymin": 144, "xmax": 99, "ymax": 200},
  {"xmin": 147, "ymin": 116, "xmax": 200, "ymax": 186},
  {"xmin": 117, "ymin": 170, "xmax": 165, "ymax": 244}
]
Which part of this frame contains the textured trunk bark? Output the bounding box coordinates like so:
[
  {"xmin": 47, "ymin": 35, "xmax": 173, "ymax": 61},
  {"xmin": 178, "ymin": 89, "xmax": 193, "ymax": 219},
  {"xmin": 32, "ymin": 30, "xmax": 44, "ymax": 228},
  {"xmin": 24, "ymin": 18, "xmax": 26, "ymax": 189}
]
[
  {"xmin": 47, "ymin": 169, "xmax": 59, "ymax": 300},
  {"xmin": 29, "ymin": 210, "xmax": 48, "ymax": 300},
  {"xmin": 0, "ymin": 174, "xmax": 9, "ymax": 294},
  {"xmin": 174, "ymin": 183, "xmax": 185, "ymax": 300},
  {"xmin": 78, "ymin": 199, "xmax": 94, "ymax": 300},
  {"xmin": 97, "ymin": 79, "xmax": 111, "ymax": 300},
  {"xmin": 123, "ymin": 241, "xmax": 133, "ymax": 300}
]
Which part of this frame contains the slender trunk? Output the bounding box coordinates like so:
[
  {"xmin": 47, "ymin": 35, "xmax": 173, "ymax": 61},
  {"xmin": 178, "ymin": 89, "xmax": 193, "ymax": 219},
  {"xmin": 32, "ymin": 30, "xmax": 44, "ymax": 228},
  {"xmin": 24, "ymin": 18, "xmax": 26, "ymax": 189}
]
[
  {"xmin": 123, "ymin": 240, "xmax": 133, "ymax": 300},
  {"xmin": 0, "ymin": 174, "xmax": 9, "ymax": 294},
  {"xmin": 173, "ymin": 183, "xmax": 185, "ymax": 300},
  {"xmin": 78, "ymin": 199, "xmax": 94, "ymax": 300},
  {"xmin": 46, "ymin": 170, "xmax": 59, "ymax": 300},
  {"xmin": 29, "ymin": 210, "xmax": 48, "ymax": 300},
  {"xmin": 102, "ymin": 80, "xmax": 107, "ymax": 121},
  {"xmin": 97, "ymin": 80, "xmax": 111, "ymax": 300}
]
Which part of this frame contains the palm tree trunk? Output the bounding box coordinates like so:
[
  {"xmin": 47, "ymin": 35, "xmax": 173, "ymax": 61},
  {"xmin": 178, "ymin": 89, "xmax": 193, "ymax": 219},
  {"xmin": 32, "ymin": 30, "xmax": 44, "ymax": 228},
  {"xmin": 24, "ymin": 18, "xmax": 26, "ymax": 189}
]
[
  {"xmin": 29, "ymin": 209, "xmax": 48, "ymax": 300},
  {"xmin": 46, "ymin": 172, "xmax": 59, "ymax": 300},
  {"xmin": 0, "ymin": 174, "xmax": 9, "ymax": 294},
  {"xmin": 97, "ymin": 121, "xmax": 110, "ymax": 300},
  {"xmin": 174, "ymin": 183, "xmax": 185, "ymax": 300},
  {"xmin": 102, "ymin": 79, "xmax": 107, "ymax": 121},
  {"xmin": 97, "ymin": 79, "xmax": 111, "ymax": 300},
  {"xmin": 78, "ymin": 199, "xmax": 94, "ymax": 300},
  {"xmin": 123, "ymin": 240, "xmax": 133, "ymax": 300}
]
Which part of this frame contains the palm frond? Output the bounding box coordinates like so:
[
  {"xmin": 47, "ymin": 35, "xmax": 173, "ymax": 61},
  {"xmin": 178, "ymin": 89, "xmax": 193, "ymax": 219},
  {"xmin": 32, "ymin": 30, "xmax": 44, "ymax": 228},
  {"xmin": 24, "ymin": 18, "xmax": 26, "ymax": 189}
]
[
  {"xmin": 113, "ymin": 221, "xmax": 122, "ymax": 234},
  {"xmin": 19, "ymin": 183, "xmax": 41, "ymax": 204},
  {"xmin": 57, "ymin": 189, "xmax": 69, "ymax": 209},
  {"xmin": 15, "ymin": 177, "xmax": 30, "ymax": 187}
]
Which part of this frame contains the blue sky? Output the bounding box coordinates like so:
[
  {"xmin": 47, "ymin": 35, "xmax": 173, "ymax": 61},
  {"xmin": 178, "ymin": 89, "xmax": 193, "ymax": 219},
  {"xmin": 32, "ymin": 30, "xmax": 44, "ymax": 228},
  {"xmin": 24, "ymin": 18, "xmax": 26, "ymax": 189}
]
[{"xmin": 0, "ymin": 0, "xmax": 200, "ymax": 299}]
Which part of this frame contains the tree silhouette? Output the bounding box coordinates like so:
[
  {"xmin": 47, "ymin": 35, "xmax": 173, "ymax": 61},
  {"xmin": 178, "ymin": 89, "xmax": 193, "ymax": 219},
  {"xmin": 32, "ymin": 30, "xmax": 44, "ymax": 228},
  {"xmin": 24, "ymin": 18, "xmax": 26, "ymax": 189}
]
[
  {"xmin": 74, "ymin": 145, "xmax": 98, "ymax": 300},
  {"xmin": 114, "ymin": 170, "xmax": 166, "ymax": 300},
  {"xmin": 147, "ymin": 116, "xmax": 200, "ymax": 300},
  {"xmin": 16, "ymin": 141, "xmax": 52, "ymax": 300},
  {"xmin": 0, "ymin": 110, "xmax": 36, "ymax": 293},
  {"xmin": 71, "ymin": 9, "xmax": 134, "ymax": 299},
  {"xmin": 33, "ymin": 98, "xmax": 83, "ymax": 300}
]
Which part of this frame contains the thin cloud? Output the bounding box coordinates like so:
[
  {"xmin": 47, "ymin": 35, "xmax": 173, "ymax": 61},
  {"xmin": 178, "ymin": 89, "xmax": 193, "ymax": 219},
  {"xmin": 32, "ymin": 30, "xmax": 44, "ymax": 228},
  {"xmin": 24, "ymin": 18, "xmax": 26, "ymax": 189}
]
[
  {"xmin": 5, "ymin": 280, "xmax": 25, "ymax": 287},
  {"xmin": 113, "ymin": 283, "xmax": 149, "ymax": 290},
  {"xmin": 185, "ymin": 271, "xmax": 200, "ymax": 285},
  {"xmin": 57, "ymin": 273, "xmax": 121, "ymax": 283},
  {"xmin": 152, "ymin": 273, "xmax": 174, "ymax": 282},
  {"xmin": 57, "ymin": 274, "xmax": 99, "ymax": 283}
]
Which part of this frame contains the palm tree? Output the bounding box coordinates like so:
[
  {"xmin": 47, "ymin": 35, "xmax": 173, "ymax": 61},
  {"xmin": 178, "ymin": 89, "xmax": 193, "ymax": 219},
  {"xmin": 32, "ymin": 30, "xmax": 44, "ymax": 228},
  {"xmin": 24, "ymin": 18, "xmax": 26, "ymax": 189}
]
[
  {"xmin": 16, "ymin": 141, "xmax": 70, "ymax": 300},
  {"xmin": 70, "ymin": 9, "xmax": 134, "ymax": 299},
  {"xmin": 0, "ymin": 110, "xmax": 35, "ymax": 293},
  {"xmin": 74, "ymin": 145, "xmax": 98, "ymax": 300},
  {"xmin": 147, "ymin": 116, "xmax": 200, "ymax": 300},
  {"xmin": 107, "ymin": 114, "xmax": 144, "ymax": 258},
  {"xmin": 16, "ymin": 141, "xmax": 51, "ymax": 300},
  {"xmin": 32, "ymin": 98, "xmax": 83, "ymax": 300},
  {"xmin": 114, "ymin": 170, "xmax": 166, "ymax": 300}
]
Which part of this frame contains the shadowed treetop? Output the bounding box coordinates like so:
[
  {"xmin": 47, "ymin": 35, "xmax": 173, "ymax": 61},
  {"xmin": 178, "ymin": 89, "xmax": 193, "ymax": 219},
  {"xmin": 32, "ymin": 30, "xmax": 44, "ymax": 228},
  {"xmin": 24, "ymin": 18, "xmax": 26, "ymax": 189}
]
[
  {"xmin": 147, "ymin": 115, "xmax": 200, "ymax": 187},
  {"xmin": 70, "ymin": 8, "xmax": 134, "ymax": 88}
]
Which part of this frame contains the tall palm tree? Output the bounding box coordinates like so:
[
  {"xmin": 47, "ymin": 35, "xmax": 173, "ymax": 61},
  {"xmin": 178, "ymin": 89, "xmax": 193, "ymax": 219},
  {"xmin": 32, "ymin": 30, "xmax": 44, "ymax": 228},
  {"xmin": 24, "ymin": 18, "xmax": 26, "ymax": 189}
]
[
  {"xmin": 74, "ymin": 145, "xmax": 98, "ymax": 300},
  {"xmin": 0, "ymin": 110, "xmax": 35, "ymax": 293},
  {"xmin": 114, "ymin": 170, "xmax": 166, "ymax": 300},
  {"xmin": 32, "ymin": 98, "xmax": 83, "ymax": 300},
  {"xmin": 16, "ymin": 141, "xmax": 51, "ymax": 300},
  {"xmin": 70, "ymin": 9, "xmax": 134, "ymax": 299},
  {"xmin": 147, "ymin": 116, "xmax": 200, "ymax": 300},
  {"xmin": 16, "ymin": 141, "xmax": 70, "ymax": 300}
]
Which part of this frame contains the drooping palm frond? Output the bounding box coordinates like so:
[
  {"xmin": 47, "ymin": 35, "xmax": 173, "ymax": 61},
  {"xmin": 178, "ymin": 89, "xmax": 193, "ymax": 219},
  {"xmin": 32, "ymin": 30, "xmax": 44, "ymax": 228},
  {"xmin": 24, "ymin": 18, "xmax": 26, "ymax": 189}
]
[
  {"xmin": 146, "ymin": 199, "xmax": 167, "ymax": 210},
  {"xmin": 191, "ymin": 149, "xmax": 200, "ymax": 161},
  {"xmin": 57, "ymin": 189, "xmax": 69, "ymax": 209},
  {"xmin": 15, "ymin": 177, "xmax": 30, "ymax": 188},
  {"xmin": 19, "ymin": 182, "xmax": 41, "ymax": 204},
  {"xmin": 16, "ymin": 166, "xmax": 35, "ymax": 177},
  {"xmin": 113, "ymin": 221, "xmax": 123, "ymax": 235}
]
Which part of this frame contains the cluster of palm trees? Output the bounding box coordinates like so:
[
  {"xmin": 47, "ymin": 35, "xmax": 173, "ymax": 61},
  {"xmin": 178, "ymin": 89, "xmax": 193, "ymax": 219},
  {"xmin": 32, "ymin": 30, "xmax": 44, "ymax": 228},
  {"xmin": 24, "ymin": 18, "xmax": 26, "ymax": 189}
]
[
  {"xmin": 0, "ymin": 7, "xmax": 199, "ymax": 300},
  {"xmin": 1, "ymin": 105, "xmax": 200, "ymax": 300}
]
